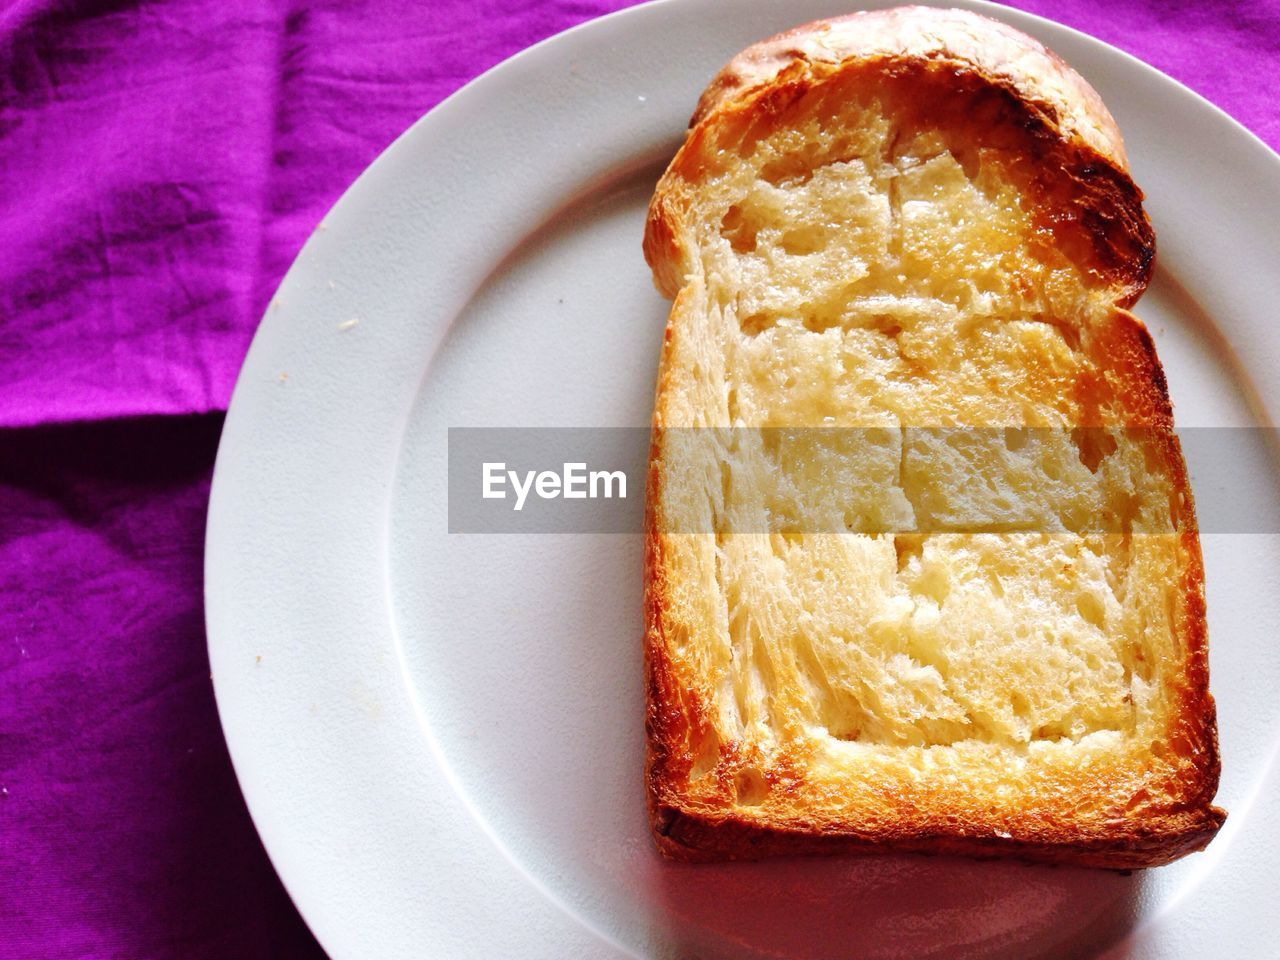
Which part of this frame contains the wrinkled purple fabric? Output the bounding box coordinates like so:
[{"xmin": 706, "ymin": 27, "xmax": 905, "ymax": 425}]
[
  {"xmin": 0, "ymin": 1, "xmax": 1276, "ymax": 957},
  {"xmin": 0, "ymin": 0, "xmax": 636, "ymax": 427},
  {"xmin": 0, "ymin": 416, "xmax": 323, "ymax": 958}
]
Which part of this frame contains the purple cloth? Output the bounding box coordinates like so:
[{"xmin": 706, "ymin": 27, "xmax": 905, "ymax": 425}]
[
  {"xmin": 0, "ymin": 0, "xmax": 634, "ymax": 427},
  {"xmin": 0, "ymin": 1, "xmax": 1276, "ymax": 957},
  {"xmin": 1, "ymin": 416, "xmax": 321, "ymax": 957}
]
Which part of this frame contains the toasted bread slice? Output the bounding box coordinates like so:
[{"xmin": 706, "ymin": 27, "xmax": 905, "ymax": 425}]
[{"xmin": 643, "ymin": 6, "xmax": 1224, "ymax": 869}]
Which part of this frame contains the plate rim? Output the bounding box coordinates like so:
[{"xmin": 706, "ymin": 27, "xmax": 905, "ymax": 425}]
[{"xmin": 205, "ymin": 1, "xmax": 1280, "ymax": 957}]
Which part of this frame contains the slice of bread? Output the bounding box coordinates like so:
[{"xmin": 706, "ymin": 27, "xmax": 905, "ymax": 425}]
[{"xmin": 643, "ymin": 6, "xmax": 1224, "ymax": 869}]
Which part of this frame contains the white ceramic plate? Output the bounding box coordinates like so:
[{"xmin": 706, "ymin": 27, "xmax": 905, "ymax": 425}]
[{"xmin": 206, "ymin": 1, "xmax": 1280, "ymax": 956}]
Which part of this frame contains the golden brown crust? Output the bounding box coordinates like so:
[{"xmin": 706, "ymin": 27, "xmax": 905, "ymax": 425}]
[
  {"xmin": 650, "ymin": 802, "xmax": 1226, "ymax": 869},
  {"xmin": 646, "ymin": 510, "xmax": 1225, "ymax": 870},
  {"xmin": 643, "ymin": 6, "xmax": 1222, "ymax": 870},
  {"xmin": 645, "ymin": 6, "xmax": 1155, "ymax": 307},
  {"xmin": 689, "ymin": 6, "xmax": 1128, "ymax": 167}
]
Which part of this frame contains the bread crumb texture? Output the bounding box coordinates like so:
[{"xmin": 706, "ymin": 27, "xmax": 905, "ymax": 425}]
[{"xmin": 644, "ymin": 7, "xmax": 1222, "ymax": 867}]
